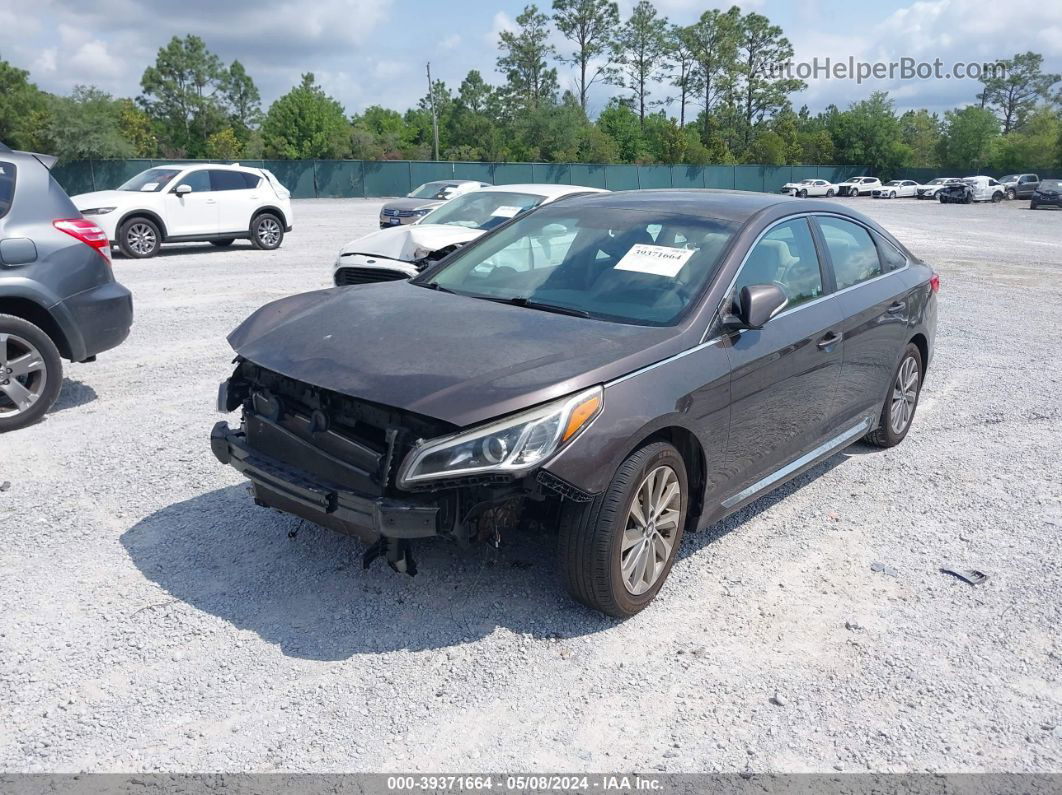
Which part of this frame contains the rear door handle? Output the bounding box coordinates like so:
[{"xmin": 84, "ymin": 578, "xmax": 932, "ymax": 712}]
[
  {"xmin": 817, "ymin": 331, "xmax": 842, "ymax": 349},
  {"xmin": 887, "ymin": 301, "xmax": 906, "ymax": 313}
]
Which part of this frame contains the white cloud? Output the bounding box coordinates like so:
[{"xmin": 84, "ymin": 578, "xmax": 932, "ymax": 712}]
[
  {"xmin": 439, "ymin": 34, "xmax": 461, "ymax": 51},
  {"xmin": 68, "ymin": 40, "xmax": 125, "ymax": 79},
  {"xmin": 484, "ymin": 11, "xmax": 515, "ymax": 48},
  {"xmin": 32, "ymin": 48, "xmax": 57, "ymax": 75}
]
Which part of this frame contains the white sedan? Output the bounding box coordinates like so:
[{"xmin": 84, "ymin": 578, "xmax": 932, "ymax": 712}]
[
  {"xmin": 779, "ymin": 179, "xmax": 838, "ymax": 198},
  {"xmin": 333, "ymin": 184, "xmax": 608, "ymax": 286},
  {"xmin": 872, "ymin": 180, "xmax": 920, "ymax": 199}
]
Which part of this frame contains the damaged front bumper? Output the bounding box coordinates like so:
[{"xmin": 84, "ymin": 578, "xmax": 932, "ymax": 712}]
[{"xmin": 211, "ymin": 420, "xmax": 444, "ymax": 541}]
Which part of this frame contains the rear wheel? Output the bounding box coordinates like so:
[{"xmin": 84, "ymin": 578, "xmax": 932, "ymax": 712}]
[
  {"xmin": 558, "ymin": 440, "xmax": 687, "ymax": 617},
  {"xmin": 864, "ymin": 343, "xmax": 923, "ymax": 448},
  {"xmin": 251, "ymin": 213, "xmax": 284, "ymax": 250},
  {"xmin": 118, "ymin": 217, "xmax": 161, "ymax": 258},
  {"xmin": 826, "ymin": 188, "xmax": 835, "ymax": 197},
  {"xmin": 210, "ymin": 238, "xmax": 236, "ymax": 247},
  {"xmin": 0, "ymin": 314, "xmax": 63, "ymax": 433}
]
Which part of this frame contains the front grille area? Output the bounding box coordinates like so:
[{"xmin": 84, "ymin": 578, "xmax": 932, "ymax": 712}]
[
  {"xmin": 231, "ymin": 362, "xmax": 454, "ymax": 497},
  {"xmin": 382, "ymin": 208, "xmax": 414, "ymax": 217},
  {"xmin": 334, "ymin": 266, "xmax": 409, "ymax": 286}
]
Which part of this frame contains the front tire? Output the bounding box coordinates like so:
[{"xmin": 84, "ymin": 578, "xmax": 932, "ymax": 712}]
[
  {"xmin": 938, "ymin": 194, "xmax": 946, "ymax": 203},
  {"xmin": 251, "ymin": 213, "xmax": 284, "ymax": 250},
  {"xmin": 991, "ymin": 192, "xmax": 1002, "ymax": 203},
  {"xmin": 864, "ymin": 343, "xmax": 923, "ymax": 448},
  {"xmin": 118, "ymin": 217, "xmax": 161, "ymax": 258},
  {"xmin": 826, "ymin": 188, "xmax": 835, "ymax": 197},
  {"xmin": 558, "ymin": 441, "xmax": 688, "ymax": 617},
  {"xmin": 1006, "ymin": 188, "xmax": 1016, "ymax": 200},
  {"xmin": 798, "ymin": 189, "xmax": 807, "ymax": 198},
  {"xmin": 0, "ymin": 314, "xmax": 63, "ymax": 432},
  {"xmin": 1031, "ymin": 202, "xmax": 1039, "ymax": 210}
]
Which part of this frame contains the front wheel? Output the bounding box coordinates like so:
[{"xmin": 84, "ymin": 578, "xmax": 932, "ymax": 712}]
[
  {"xmin": 826, "ymin": 188, "xmax": 835, "ymax": 197},
  {"xmin": 991, "ymin": 192, "xmax": 1002, "ymax": 203},
  {"xmin": 118, "ymin": 217, "xmax": 161, "ymax": 258},
  {"xmin": 558, "ymin": 441, "xmax": 688, "ymax": 617},
  {"xmin": 889, "ymin": 191, "xmax": 896, "ymax": 199},
  {"xmin": 1030, "ymin": 202, "xmax": 1039, "ymax": 210},
  {"xmin": 0, "ymin": 314, "xmax": 63, "ymax": 432},
  {"xmin": 938, "ymin": 194, "xmax": 947, "ymax": 203},
  {"xmin": 798, "ymin": 189, "xmax": 807, "ymax": 198},
  {"xmin": 1006, "ymin": 188, "xmax": 1016, "ymax": 200},
  {"xmin": 865, "ymin": 343, "xmax": 923, "ymax": 448},
  {"xmin": 251, "ymin": 213, "xmax": 284, "ymax": 250}
]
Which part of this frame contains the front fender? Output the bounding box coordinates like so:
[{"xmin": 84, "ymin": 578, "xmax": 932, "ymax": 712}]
[{"xmin": 542, "ymin": 340, "xmax": 732, "ymax": 498}]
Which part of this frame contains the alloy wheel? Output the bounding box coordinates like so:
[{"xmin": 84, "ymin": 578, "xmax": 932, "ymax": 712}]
[
  {"xmin": 621, "ymin": 465, "xmax": 681, "ymax": 595},
  {"xmin": 257, "ymin": 217, "xmax": 281, "ymax": 247},
  {"xmin": 890, "ymin": 355, "xmax": 919, "ymax": 435},
  {"xmin": 126, "ymin": 222, "xmax": 156, "ymax": 255},
  {"xmin": 0, "ymin": 332, "xmax": 47, "ymax": 418}
]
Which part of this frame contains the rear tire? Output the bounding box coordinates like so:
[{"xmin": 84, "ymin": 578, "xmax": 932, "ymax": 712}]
[
  {"xmin": 251, "ymin": 213, "xmax": 284, "ymax": 250},
  {"xmin": 826, "ymin": 188, "xmax": 835, "ymax": 197},
  {"xmin": 0, "ymin": 314, "xmax": 63, "ymax": 433},
  {"xmin": 558, "ymin": 440, "xmax": 688, "ymax": 617},
  {"xmin": 210, "ymin": 238, "xmax": 236, "ymax": 247},
  {"xmin": 118, "ymin": 217, "xmax": 161, "ymax": 258},
  {"xmin": 864, "ymin": 343, "xmax": 923, "ymax": 449}
]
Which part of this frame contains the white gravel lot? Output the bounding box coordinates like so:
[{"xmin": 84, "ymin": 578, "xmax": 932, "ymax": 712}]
[{"xmin": 1, "ymin": 195, "xmax": 1060, "ymax": 773}]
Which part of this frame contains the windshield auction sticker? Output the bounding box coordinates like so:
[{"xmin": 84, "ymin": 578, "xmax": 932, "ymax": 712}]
[
  {"xmin": 491, "ymin": 205, "xmax": 522, "ymax": 218},
  {"xmin": 615, "ymin": 244, "xmax": 697, "ymax": 277}
]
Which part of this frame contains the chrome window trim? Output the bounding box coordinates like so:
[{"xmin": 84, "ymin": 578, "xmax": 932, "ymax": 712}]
[
  {"xmin": 699, "ymin": 211, "xmax": 909, "ymax": 344},
  {"xmin": 720, "ymin": 416, "xmax": 873, "ymax": 509}
]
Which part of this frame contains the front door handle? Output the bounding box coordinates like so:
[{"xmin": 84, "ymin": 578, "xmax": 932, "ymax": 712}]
[
  {"xmin": 887, "ymin": 301, "xmax": 906, "ymax": 313},
  {"xmin": 817, "ymin": 331, "xmax": 842, "ymax": 349}
]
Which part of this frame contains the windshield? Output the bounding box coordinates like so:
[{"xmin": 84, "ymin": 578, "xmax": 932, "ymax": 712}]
[
  {"xmin": 885, "ymin": 181, "xmax": 901, "ymax": 186},
  {"xmin": 999, "ymin": 175, "xmax": 1017, "ymax": 183},
  {"xmin": 417, "ymin": 190, "xmax": 545, "ymax": 231},
  {"xmin": 408, "ymin": 181, "xmax": 460, "ymax": 200},
  {"xmin": 118, "ymin": 168, "xmax": 181, "ymax": 192},
  {"xmin": 927, "ymin": 178, "xmax": 946, "ymax": 185},
  {"xmin": 419, "ymin": 205, "xmax": 738, "ymax": 326},
  {"xmin": 1040, "ymin": 179, "xmax": 1062, "ymax": 190}
]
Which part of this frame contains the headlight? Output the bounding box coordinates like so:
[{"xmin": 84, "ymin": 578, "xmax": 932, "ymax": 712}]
[
  {"xmin": 413, "ymin": 207, "xmax": 433, "ymax": 215},
  {"xmin": 81, "ymin": 207, "xmax": 116, "ymax": 216},
  {"xmin": 398, "ymin": 386, "xmax": 603, "ymax": 486}
]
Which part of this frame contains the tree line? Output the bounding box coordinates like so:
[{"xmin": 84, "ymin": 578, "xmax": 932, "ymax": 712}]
[{"xmin": 1, "ymin": 1, "xmax": 1060, "ymax": 176}]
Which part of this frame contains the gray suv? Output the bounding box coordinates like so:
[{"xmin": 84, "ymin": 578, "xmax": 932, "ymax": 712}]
[{"xmin": 0, "ymin": 143, "xmax": 133, "ymax": 431}]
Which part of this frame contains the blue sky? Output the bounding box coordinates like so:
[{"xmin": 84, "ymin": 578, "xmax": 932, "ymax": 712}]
[{"xmin": 2, "ymin": 0, "xmax": 1060, "ymax": 118}]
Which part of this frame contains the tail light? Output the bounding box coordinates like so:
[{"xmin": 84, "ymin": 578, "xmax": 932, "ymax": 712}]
[
  {"xmin": 930, "ymin": 273, "xmax": 940, "ymax": 293},
  {"xmin": 53, "ymin": 219, "xmax": 111, "ymax": 264}
]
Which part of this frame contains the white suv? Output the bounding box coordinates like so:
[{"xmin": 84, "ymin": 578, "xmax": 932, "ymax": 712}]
[{"xmin": 72, "ymin": 164, "xmax": 293, "ymax": 258}]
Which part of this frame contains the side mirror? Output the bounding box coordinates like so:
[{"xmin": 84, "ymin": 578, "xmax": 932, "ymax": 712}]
[
  {"xmin": 175, "ymin": 184, "xmax": 192, "ymax": 195},
  {"xmin": 727, "ymin": 283, "xmax": 788, "ymax": 330}
]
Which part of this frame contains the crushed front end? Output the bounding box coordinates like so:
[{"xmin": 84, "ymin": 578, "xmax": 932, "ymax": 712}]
[{"xmin": 210, "ymin": 359, "xmax": 586, "ymax": 572}]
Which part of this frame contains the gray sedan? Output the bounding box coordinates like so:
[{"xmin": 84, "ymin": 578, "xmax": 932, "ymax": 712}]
[{"xmin": 212, "ymin": 190, "xmax": 938, "ymax": 617}]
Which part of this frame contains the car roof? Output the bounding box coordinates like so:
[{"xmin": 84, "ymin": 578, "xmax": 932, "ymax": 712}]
[
  {"xmin": 552, "ymin": 188, "xmax": 822, "ymax": 223},
  {"xmin": 477, "ymin": 183, "xmax": 608, "ymax": 198},
  {"xmin": 153, "ymin": 163, "xmax": 256, "ymax": 173}
]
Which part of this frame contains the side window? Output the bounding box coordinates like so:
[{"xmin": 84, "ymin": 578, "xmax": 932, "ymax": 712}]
[
  {"xmin": 873, "ymin": 232, "xmax": 908, "ymax": 272},
  {"xmin": 210, "ymin": 170, "xmax": 251, "ymax": 191},
  {"xmin": 0, "ymin": 162, "xmax": 16, "ymax": 219},
  {"xmin": 176, "ymin": 170, "xmax": 211, "ymax": 192},
  {"xmin": 732, "ymin": 218, "xmax": 823, "ymax": 310},
  {"xmin": 242, "ymin": 172, "xmax": 261, "ymax": 189},
  {"xmin": 817, "ymin": 217, "xmax": 882, "ymax": 289}
]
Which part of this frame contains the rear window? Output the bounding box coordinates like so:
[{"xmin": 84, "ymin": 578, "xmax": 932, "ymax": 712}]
[
  {"xmin": 0, "ymin": 162, "xmax": 14, "ymax": 218},
  {"xmin": 211, "ymin": 170, "xmax": 259, "ymax": 191}
]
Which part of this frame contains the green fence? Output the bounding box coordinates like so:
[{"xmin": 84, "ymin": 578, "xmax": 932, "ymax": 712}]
[{"xmin": 52, "ymin": 159, "xmax": 871, "ymax": 199}]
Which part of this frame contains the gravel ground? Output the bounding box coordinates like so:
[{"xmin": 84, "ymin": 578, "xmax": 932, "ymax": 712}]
[{"xmin": 1, "ymin": 196, "xmax": 1060, "ymax": 773}]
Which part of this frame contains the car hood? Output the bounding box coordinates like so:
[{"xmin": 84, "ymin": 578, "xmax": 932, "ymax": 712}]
[
  {"xmin": 72, "ymin": 189, "xmax": 130, "ymax": 209},
  {"xmin": 227, "ymin": 280, "xmax": 682, "ymax": 427},
  {"xmin": 338, "ymin": 224, "xmax": 486, "ymax": 262},
  {"xmin": 383, "ymin": 197, "xmax": 443, "ymax": 212}
]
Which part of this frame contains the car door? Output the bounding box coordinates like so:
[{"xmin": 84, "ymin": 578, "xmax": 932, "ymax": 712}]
[
  {"xmin": 1018, "ymin": 175, "xmax": 1038, "ymax": 198},
  {"xmin": 720, "ymin": 217, "xmax": 846, "ymax": 500},
  {"xmin": 211, "ymin": 170, "xmax": 259, "ymax": 234},
  {"xmin": 813, "ymin": 214, "xmax": 911, "ymax": 427},
  {"xmin": 163, "ymin": 169, "xmax": 218, "ymax": 237}
]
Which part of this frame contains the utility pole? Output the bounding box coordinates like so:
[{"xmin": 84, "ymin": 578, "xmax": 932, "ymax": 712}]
[{"xmin": 426, "ymin": 61, "xmax": 440, "ymax": 161}]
